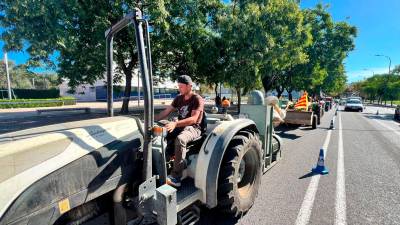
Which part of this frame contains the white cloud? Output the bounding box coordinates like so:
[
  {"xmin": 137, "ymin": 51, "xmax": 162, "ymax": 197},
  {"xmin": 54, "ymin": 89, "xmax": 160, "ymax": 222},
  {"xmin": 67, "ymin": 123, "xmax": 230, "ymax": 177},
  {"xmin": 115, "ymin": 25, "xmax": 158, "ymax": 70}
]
[{"xmin": 346, "ymin": 67, "xmax": 389, "ymax": 83}]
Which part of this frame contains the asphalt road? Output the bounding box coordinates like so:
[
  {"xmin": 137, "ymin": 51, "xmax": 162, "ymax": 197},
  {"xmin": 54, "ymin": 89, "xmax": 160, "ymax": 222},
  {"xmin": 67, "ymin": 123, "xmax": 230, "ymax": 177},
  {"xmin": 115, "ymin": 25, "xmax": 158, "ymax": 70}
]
[{"xmin": 200, "ymin": 105, "xmax": 400, "ymax": 225}]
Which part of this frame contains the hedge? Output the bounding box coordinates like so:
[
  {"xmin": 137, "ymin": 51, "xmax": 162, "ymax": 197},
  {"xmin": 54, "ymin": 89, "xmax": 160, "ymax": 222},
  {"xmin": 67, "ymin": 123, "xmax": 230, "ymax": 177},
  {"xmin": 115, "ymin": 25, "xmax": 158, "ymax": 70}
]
[
  {"xmin": 0, "ymin": 97, "xmax": 76, "ymax": 109},
  {"xmin": 13, "ymin": 89, "xmax": 60, "ymax": 99}
]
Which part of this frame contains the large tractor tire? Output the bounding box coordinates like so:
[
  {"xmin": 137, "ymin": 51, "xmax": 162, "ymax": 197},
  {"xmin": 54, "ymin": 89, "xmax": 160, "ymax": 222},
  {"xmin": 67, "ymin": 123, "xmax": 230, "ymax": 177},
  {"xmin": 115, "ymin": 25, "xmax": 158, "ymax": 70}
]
[{"xmin": 217, "ymin": 131, "xmax": 262, "ymax": 217}]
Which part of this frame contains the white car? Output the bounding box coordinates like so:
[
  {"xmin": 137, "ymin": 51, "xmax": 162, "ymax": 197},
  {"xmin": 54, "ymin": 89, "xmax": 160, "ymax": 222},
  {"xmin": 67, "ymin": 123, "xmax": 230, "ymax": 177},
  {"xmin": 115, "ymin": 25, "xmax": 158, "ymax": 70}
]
[
  {"xmin": 344, "ymin": 99, "xmax": 363, "ymax": 112},
  {"xmin": 347, "ymin": 96, "xmax": 362, "ymax": 102}
]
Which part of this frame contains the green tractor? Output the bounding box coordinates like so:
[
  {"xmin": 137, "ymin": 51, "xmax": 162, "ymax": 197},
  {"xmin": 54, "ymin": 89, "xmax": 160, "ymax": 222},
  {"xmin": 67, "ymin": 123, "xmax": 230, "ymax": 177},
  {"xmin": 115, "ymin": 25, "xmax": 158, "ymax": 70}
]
[{"xmin": 0, "ymin": 9, "xmax": 281, "ymax": 225}]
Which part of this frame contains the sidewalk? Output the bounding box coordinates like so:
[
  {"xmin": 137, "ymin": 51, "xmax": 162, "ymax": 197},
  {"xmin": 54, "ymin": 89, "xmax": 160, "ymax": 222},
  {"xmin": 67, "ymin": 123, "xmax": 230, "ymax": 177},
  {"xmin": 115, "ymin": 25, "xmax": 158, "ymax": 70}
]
[
  {"xmin": 0, "ymin": 100, "xmax": 173, "ymax": 120},
  {"xmin": 0, "ymin": 99, "xmax": 220, "ymax": 120}
]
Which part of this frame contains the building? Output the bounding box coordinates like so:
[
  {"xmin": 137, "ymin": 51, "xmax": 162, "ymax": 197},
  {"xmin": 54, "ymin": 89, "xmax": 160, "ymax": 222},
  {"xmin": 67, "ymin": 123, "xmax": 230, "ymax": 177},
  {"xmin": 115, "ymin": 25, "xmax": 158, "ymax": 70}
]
[{"xmin": 59, "ymin": 71, "xmax": 199, "ymax": 101}]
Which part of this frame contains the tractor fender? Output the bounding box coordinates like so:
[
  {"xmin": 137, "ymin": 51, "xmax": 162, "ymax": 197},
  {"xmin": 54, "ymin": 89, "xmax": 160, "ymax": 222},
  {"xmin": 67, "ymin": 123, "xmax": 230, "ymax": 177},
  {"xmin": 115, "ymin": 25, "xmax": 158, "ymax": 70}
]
[{"xmin": 195, "ymin": 118, "xmax": 259, "ymax": 208}]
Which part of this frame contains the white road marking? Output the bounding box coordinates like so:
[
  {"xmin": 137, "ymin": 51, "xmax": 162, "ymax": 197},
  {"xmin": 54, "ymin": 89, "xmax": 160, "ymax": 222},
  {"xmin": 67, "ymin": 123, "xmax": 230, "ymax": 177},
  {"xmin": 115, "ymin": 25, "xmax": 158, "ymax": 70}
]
[
  {"xmin": 370, "ymin": 117, "xmax": 400, "ymax": 136},
  {"xmin": 295, "ymin": 128, "xmax": 332, "ymax": 225},
  {"xmin": 335, "ymin": 113, "xmax": 347, "ymax": 225}
]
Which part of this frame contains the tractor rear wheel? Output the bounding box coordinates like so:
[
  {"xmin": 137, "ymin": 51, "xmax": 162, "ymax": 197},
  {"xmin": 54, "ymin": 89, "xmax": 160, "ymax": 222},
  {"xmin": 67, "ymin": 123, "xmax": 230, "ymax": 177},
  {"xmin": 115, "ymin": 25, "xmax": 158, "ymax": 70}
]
[{"xmin": 217, "ymin": 131, "xmax": 262, "ymax": 217}]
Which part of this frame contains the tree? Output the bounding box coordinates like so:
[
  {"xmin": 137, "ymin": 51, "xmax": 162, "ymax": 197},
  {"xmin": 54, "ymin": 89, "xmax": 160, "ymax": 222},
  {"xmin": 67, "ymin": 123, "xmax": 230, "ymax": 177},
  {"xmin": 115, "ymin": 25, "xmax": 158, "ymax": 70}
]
[
  {"xmin": 216, "ymin": 2, "xmax": 264, "ymax": 113},
  {"xmin": 296, "ymin": 5, "xmax": 356, "ymax": 96},
  {"xmin": 257, "ymin": 0, "xmax": 310, "ymax": 94},
  {"xmin": 0, "ymin": 60, "xmax": 56, "ymax": 89},
  {"xmin": 392, "ymin": 65, "xmax": 400, "ymax": 75},
  {"xmin": 0, "ymin": 0, "xmax": 162, "ymax": 113},
  {"xmin": 148, "ymin": 0, "xmax": 224, "ymax": 82},
  {"xmin": 214, "ymin": 0, "xmax": 309, "ymax": 112}
]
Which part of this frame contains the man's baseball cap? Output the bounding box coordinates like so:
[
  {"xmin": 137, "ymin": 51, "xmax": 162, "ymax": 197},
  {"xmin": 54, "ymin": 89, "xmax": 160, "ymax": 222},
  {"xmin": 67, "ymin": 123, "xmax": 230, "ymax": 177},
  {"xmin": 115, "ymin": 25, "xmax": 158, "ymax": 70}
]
[{"xmin": 177, "ymin": 75, "xmax": 192, "ymax": 85}]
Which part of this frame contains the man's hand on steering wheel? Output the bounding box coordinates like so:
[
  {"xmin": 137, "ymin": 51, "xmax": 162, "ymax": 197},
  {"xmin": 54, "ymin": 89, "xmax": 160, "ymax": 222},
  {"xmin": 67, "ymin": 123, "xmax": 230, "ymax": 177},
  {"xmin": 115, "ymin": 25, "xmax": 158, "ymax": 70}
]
[{"xmin": 165, "ymin": 121, "xmax": 177, "ymax": 133}]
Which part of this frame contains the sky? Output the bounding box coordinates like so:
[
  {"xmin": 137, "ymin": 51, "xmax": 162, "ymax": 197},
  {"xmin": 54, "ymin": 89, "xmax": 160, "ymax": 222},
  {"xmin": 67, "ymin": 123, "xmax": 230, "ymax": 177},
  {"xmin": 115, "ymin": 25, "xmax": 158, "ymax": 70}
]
[
  {"xmin": 301, "ymin": 0, "xmax": 400, "ymax": 82},
  {"xmin": 1, "ymin": 0, "xmax": 399, "ymax": 82}
]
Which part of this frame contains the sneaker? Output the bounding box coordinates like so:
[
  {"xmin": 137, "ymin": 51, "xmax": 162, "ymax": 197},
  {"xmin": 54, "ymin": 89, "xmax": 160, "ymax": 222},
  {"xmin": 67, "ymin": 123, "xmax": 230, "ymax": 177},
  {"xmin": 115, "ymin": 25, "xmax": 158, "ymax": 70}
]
[{"xmin": 166, "ymin": 175, "xmax": 181, "ymax": 188}]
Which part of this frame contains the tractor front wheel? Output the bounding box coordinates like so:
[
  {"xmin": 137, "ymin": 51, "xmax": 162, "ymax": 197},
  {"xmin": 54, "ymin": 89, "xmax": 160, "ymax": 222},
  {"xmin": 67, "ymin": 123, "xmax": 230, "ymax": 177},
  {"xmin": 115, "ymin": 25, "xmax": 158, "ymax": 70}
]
[{"xmin": 217, "ymin": 131, "xmax": 262, "ymax": 217}]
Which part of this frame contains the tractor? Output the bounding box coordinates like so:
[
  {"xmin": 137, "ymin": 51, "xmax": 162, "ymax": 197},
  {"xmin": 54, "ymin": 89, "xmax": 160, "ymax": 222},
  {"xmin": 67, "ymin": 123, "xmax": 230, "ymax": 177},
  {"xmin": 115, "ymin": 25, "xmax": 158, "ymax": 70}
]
[{"xmin": 0, "ymin": 9, "xmax": 281, "ymax": 225}]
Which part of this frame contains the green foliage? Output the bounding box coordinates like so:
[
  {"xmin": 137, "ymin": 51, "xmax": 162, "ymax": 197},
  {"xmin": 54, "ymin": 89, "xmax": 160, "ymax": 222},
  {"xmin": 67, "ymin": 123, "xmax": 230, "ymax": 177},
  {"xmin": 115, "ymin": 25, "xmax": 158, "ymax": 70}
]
[
  {"xmin": 0, "ymin": 0, "xmax": 140, "ymax": 86},
  {"xmin": 294, "ymin": 4, "xmax": 356, "ymax": 96},
  {"xmin": 358, "ymin": 70, "xmax": 400, "ymax": 103},
  {"xmin": 0, "ymin": 66, "xmax": 60, "ymax": 99},
  {"xmin": 12, "ymin": 88, "xmax": 60, "ymax": 99},
  {"xmin": 149, "ymin": 0, "xmax": 224, "ymax": 84},
  {"xmin": 0, "ymin": 97, "xmax": 76, "ymax": 108},
  {"xmin": 257, "ymin": 0, "xmax": 311, "ymax": 92},
  {"xmin": 0, "ymin": 60, "xmax": 59, "ymax": 89},
  {"xmin": 393, "ymin": 65, "xmax": 400, "ymax": 75}
]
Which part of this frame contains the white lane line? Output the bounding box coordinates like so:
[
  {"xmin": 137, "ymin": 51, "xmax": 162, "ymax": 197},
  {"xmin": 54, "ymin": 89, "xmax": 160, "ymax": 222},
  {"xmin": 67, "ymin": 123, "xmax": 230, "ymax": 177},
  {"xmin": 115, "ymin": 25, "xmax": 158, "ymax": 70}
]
[
  {"xmin": 295, "ymin": 129, "xmax": 332, "ymax": 225},
  {"xmin": 335, "ymin": 113, "xmax": 347, "ymax": 225},
  {"xmin": 370, "ymin": 117, "xmax": 400, "ymax": 136}
]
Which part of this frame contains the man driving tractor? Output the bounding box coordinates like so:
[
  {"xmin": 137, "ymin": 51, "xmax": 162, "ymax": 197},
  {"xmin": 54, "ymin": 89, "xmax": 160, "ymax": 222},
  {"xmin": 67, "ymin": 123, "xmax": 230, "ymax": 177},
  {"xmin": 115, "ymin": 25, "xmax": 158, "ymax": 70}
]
[{"xmin": 154, "ymin": 75, "xmax": 204, "ymax": 188}]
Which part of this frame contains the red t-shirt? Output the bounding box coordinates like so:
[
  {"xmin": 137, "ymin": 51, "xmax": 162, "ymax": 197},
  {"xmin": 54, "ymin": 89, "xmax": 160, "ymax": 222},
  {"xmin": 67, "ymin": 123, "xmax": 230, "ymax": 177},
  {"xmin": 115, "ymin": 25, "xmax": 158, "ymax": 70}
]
[{"xmin": 171, "ymin": 94, "xmax": 204, "ymax": 128}]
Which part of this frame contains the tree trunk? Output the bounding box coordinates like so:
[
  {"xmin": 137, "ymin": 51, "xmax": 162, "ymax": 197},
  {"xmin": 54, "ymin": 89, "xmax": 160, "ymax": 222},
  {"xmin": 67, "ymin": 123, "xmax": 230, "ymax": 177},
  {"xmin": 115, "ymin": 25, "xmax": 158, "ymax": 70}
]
[
  {"xmin": 214, "ymin": 83, "xmax": 218, "ymax": 97},
  {"xmin": 120, "ymin": 71, "xmax": 133, "ymax": 114},
  {"xmin": 236, "ymin": 87, "xmax": 241, "ymax": 114},
  {"xmin": 262, "ymin": 75, "xmax": 275, "ymax": 94},
  {"xmin": 276, "ymin": 86, "xmax": 284, "ymax": 98},
  {"xmin": 288, "ymin": 90, "xmax": 293, "ymax": 101}
]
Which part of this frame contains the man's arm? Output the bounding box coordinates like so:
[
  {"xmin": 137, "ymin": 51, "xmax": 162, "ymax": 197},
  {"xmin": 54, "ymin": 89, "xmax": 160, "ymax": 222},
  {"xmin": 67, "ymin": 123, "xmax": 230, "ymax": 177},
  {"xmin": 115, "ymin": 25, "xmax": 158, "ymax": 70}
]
[
  {"xmin": 165, "ymin": 109, "xmax": 201, "ymax": 132},
  {"xmin": 154, "ymin": 105, "xmax": 175, "ymax": 121},
  {"xmin": 165, "ymin": 96, "xmax": 204, "ymax": 132}
]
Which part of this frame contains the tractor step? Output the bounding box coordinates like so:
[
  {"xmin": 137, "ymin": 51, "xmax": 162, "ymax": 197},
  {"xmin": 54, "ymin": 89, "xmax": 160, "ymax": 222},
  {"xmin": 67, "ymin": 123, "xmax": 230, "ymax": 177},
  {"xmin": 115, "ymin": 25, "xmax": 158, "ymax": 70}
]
[
  {"xmin": 178, "ymin": 205, "xmax": 200, "ymax": 225},
  {"xmin": 176, "ymin": 178, "xmax": 201, "ymax": 212}
]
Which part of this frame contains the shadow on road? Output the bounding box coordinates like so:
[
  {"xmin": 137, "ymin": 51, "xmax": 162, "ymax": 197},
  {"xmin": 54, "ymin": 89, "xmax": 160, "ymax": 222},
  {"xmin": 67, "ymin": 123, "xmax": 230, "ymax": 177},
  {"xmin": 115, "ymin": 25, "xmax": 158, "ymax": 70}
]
[
  {"xmin": 299, "ymin": 127, "xmax": 315, "ymax": 131},
  {"xmin": 198, "ymin": 207, "xmax": 241, "ymax": 225},
  {"xmin": 275, "ymin": 131, "xmax": 301, "ymax": 140},
  {"xmin": 275, "ymin": 125, "xmax": 302, "ymax": 140},
  {"xmin": 298, "ymin": 171, "xmax": 320, "ymax": 179},
  {"xmin": 364, "ymin": 114, "xmax": 395, "ymax": 121}
]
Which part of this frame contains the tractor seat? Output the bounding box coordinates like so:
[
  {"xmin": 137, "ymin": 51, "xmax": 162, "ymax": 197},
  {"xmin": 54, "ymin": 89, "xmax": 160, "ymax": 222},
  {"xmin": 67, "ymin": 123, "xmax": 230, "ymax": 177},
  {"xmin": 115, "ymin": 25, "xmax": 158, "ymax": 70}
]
[{"xmin": 186, "ymin": 111, "xmax": 208, "ymax": 154}]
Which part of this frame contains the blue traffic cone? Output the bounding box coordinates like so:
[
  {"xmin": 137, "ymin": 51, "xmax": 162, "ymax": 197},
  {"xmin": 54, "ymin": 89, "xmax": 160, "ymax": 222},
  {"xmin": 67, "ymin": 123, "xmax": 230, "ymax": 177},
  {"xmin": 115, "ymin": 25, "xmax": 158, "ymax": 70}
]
[{"xmin": 312, "ymin": 149, "xmax": 329, "ymax": 175}]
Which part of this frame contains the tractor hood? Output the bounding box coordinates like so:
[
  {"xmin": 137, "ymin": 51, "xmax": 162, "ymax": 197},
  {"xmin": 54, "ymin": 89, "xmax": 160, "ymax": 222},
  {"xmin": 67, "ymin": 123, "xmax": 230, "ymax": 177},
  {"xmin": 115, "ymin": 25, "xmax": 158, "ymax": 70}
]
[{"xmin": 0, "ymin": 116, "xmax": 142, "ymax": 219}]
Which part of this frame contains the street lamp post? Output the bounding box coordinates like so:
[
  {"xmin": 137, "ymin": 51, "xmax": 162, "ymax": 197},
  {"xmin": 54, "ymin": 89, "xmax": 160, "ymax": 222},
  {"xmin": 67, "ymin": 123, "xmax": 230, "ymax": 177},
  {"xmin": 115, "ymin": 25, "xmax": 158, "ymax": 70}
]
[
  {"xmin": 375, "ymin": 54, "xmax": 392, "ymax": 105},
  {"xmin": 375, "ymin": 54, "xmax": 391, "ymax": 74},
  {"xmin": 3, "ymin": 52, "xmax": 12, "ymax": 100}
]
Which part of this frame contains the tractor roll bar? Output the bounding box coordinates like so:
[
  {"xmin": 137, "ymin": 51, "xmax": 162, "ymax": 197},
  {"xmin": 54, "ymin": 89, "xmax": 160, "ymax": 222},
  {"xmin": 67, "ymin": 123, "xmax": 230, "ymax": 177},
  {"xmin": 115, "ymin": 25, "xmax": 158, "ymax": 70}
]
[
  {"xmin": 105, "ymin": 9, "xmax": 154, "ymax": 181},
  {"xmin": 105, "ymin": 12, "xmax": 135, "ymax": 117}
]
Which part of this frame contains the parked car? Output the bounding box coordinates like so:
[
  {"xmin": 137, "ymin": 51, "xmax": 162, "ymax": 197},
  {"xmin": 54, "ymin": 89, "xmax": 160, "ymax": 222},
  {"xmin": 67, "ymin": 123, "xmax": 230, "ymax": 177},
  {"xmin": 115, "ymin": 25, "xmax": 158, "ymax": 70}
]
[
  {"xmin": 344, "ymin": 99, "xmax": 364, "ymax": 112},
  {"xmin": 395, "ymin": 105, "xmax": 400, "ymax": 121}
]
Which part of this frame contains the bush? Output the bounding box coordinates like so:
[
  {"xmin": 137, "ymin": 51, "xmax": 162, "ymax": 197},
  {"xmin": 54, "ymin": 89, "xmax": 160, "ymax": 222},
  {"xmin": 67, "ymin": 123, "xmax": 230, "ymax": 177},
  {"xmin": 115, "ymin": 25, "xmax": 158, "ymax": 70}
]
[
  {"xmin": 13, "ymin": 88, "xmax": 60, "ymax": 99},
  {"xmin": 0, "ymin": 97, "xmax": 76, "ymax": 109}
]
